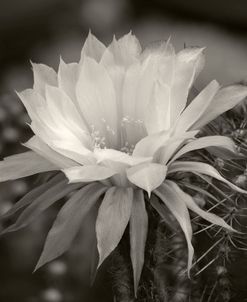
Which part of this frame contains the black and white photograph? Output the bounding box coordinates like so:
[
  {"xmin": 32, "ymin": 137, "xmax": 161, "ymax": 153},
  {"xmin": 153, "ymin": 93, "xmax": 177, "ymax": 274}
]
[{"xmin": 1, "ymin": 1, "xmax": 247, "ymax": 301}]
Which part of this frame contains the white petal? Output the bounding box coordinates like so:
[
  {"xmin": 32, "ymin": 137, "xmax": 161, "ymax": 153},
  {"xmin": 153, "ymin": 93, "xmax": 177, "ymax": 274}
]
[
  {"xmin": 1, "ymin": 180, "xmax": 82, "ymax": 235},
  {"xmin": 154, "ymin": 182, "xmax": 194, "ymax": 273},
  {"xmin": 58, "ymin": 58, "xmax": 79, "ymax": 102},
  {"xmin": 76, "ymin": 57, "xmax": 118, "ymax": 148},
  {"xmin": 130, "ymin": 190, "xmax": 148, "ymax": 296},
  {"xmin": 100, "ymin": 159, "xmax": 129, "ymax": 187},
  {"xmin": 17, "ymin": 89, "xmax": 60, "ymax": 144},
  {"xmin": 63, "ymin": 165, "xmax": 116, "ymax": 183},
  {"xmin": 153, "ymin": 131, "xmax": 199, "ymax": 164},
  {"xmin": 57, "ymin": 59, "xmax": 92, "ymax": 136},
  {"xmin": 94, "ymin": 148, "xmax": 152, "ymax": 166},
  {"xmin": 172, "ymin": 183, "xmax": 234, "ymax": 232},
  {"xmin": 95, "ymin": 150, "xmax": 152, "ymax": 187},
  {"xmin": 133, "ymin": 129, "xmax": 198, "ymax": 158},
  {"xmin": 47, "ymin": 141, "xmax": 95, "ymax": 166},
  {"xmin": 144, "ymin": 81, "xmax": 171, "ymax": 134},
  {"xmin": 133, "ymin": 130, "xmax": 171, "ymax": 158},
  {"xmin": 17, "ymin": 88, "xmax": 44, "ymax": 122},
  {"xmin": 150, "ymin": 194, "xmax": 177, "ymax": 232},
  {"xmin": 31, "ymin": 62, "xmax": 57, "ymax": 96},
  {"xmin": 39, "ymin": 86, "xmax": 94, "ymax": 165},
  {"xmin": 102, "ymin": 65, "xmax": 127, "ymax": 147},
  {"xmin": 96, "ymin": 187, "xmax": 133, "ymax": 267},
  {"xmin": 170, "ymin": 136, "xmax": 236, "ymax": 163},
  {"xmin": 45, "ymin": 85, "xmax": 91, "ymax": 142},
  {"xmin": 168, "ymin": 161, "xmax": 247, "ymax": 194},
  {"xmin": 192, "ymin": 85, "xmax": 247, "ymax": 130},
  {"xmin": 24, "ymin": 136, "xmax": 76, "ymax": 169},
  {"xmin": 1, "ymin": 173, "xmax": 65, "ymax": 219},
  {"xmin": 122, "ymin": 48, "xmax": 174, "ymax": 144},
  {"xmin": 127, "ymin": 163, "xmax": 167, "ymax": 196},
  {"xmin": 169, "ymin": 47, "xmax": 205, "ymax": 123},
  {"xmin": 122, "ymin": 51, "xmax": 173, "ymax": 140},
  {"xmin": 81, "ymin": 31, "xmax": 106, "ymax": 62},
  {"xmin": 139, "ymin": 45, "xmax": 205, "ymax": 135},
  {"xmin": 175, "ymin": 80, "xmax": 220, "ymax": 133},
  {"xmin": 121, "ymin": 63, "xmax": 149, "ymax": 145},
  {"xmin": 35, "ymin": 183, "xmax": 107, "ymax": 270},
  {"xmin": 141, "ymin": 38, "xmax": 174, "ymax": 60},
  {"xmin": 0, "ymin": 151, "xmax": 58, "ymax": 182},
  {"xmin": 101, "ymin": 32, "xmax": 141, "ymax": 67},
  {"xmin": 18, "ymin": 88, "xmax": 93, "ymax": 164}
]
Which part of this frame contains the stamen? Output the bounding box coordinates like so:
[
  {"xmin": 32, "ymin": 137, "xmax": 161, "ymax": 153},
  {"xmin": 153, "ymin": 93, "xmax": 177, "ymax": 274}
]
[
  {"xmin": 120, "ymin": 116, "xmax": 145, "ymax": 153},
  {"xmin": 101, "ymin": 118, "xmax": 116, "ymax": 136},
  {"xmin": 90, "ymin": 125, "xmax": 106, "ymax": 149},
  {"xmin": 91, "ymin": 117, "xmax": 143, "ymax": 152},
  {"xmin": 120, "ymin": 141, "xmax": 135, "ymax": 155}
]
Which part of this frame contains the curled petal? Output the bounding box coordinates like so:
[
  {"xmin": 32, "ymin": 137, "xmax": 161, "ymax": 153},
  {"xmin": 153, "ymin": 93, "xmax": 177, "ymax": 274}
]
[
  {"xmin": 94, "ymin": 148, "xmax": 151, "ymax": 166},
  {"xmin": 133, "ymin": 130, "xmax": 171, "ymax": 158},
  {"xmin": 150, "ymin": 195, "xmax": 177, "ymax": 232},
  {"xmin": 63, "ymin": 165, "xmax": 116, "ymax": 183},
  {"xmin": 169, "ymin": 47, "xmax": 205, "ymax": 123},
  {"xmin": 169, "ymin": 182, "xmax": 234, "ymax": 232},
  {"xmin": 175, "ymin": 80, "xmax": 220, "ymax": 133},
  {"xmin": 100, "ymin": 159, "xmax": 129, "ymax": 187},
  {"xmin": 127, "ymin": 163, "xmax": 167, "ymax": 197},
  {"xmin": 168, "ymin": 161, "xmax": 247, "ymax": 194},
  {"xmin": 154, "ymin": 130, "xmax": 199, "ymax": 164},
  {"xmin": 133, "ymin": 129, "xmax": 199, "ymax": 159},
  {"xmin": 170, "ymin": 136, "xmax": 236, "ymax": 163},
  {"xmin": 154, "ymin": 182, "xmax": 194, "ymax": 274},
  {"xmin": 192, "ymin": 85, "xmax": 247, "ymax": 130}
]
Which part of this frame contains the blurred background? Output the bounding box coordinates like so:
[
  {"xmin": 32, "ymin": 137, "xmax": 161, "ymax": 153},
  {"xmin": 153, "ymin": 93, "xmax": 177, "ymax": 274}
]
[{"xmin": 1, "ymin": 0, "xmax": 247, "ymax": 301}]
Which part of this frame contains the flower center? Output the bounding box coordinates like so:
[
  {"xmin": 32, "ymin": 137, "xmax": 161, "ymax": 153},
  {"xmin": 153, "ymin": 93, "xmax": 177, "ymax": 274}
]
[
  {"xmin": 90, "ymin": 116, "xmax": 145, "ymax": 154},
  {"xmin": 120, "ymin": 142, "xmax": 135, "ymax": 155},
  {"xmin": 90, "ymin": 126, "xmax": 106, "ymax": 149},
  {"xmin": 120, "ymin": 116, "xmax": 145, "ymax": 153}
]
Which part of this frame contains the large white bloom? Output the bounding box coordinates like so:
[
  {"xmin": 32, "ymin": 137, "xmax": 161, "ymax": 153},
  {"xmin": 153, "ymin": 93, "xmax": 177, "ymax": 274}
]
[{"xmin": 1, "ymin": 32, "xmax": 247, "ymax": 293}]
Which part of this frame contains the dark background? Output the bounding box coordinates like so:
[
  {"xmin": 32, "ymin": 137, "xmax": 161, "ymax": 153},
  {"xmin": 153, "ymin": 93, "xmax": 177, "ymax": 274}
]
[{"xmin": 0, "ymin": 1, "xmax": 247, "ymax": 301}]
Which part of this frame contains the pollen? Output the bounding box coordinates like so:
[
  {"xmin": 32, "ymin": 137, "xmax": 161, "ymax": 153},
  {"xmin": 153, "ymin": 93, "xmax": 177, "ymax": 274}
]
[
  {"xmin": 120, "ymin": 141, "xmax": 135, "ymax": 155},
  {"xmin": 120, "ymin": 116, "xmax": 145, "ymax": 151},
  {"xmin": 90, "ymin": 125, "xmax": 106, "ymax": 149}
]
